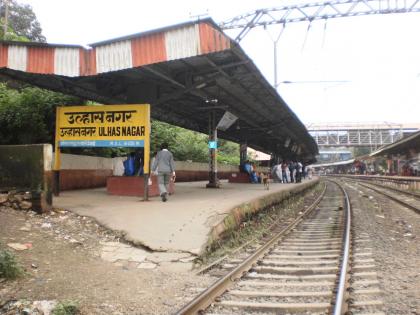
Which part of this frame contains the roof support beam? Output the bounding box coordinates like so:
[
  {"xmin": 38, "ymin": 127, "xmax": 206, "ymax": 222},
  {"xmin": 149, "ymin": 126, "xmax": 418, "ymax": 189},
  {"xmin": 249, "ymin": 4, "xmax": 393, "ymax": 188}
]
[{"xmin": 142, "ymin": 65, "xmax": 185, "ymax": 89}]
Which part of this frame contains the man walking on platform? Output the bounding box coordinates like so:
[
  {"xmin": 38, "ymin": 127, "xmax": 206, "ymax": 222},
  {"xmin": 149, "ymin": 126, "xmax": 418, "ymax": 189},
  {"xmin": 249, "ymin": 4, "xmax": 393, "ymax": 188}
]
[{"xmin": 152, "ymin": 143, "xmax": 176, "ymax": 202}]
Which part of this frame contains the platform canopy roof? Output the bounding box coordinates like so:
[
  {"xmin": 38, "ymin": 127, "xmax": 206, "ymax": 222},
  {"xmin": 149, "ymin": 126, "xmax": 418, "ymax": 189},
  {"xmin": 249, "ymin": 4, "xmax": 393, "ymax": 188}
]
[
  {"xmin": 370, "ymin": 130, "xmax": 420, "ymax": 157},
  {"xmin": 311, "ymin": 159, "xmax": 355, "ymax": 168},
  {"xmin": 0, "ymin": 19, "xmax": 317, "ymax": 161}
]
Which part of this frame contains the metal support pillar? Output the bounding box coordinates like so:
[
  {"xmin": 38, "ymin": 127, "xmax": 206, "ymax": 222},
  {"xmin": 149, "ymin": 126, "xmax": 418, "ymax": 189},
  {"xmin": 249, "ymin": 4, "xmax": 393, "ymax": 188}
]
[
  {"xmin": 143, "ymin": 173, "xmax": 149, "ymax": 201},
  {"xmin": 274, "ymin": 40, "xmax": 278, "ymax": 89},
  {"xmin": 207, "ymin": 111, "xmax": 220, "ymax": 188},
  {"xmin": 53, "ymin": 170, "xmax": 60, "ymax": 196},
  {"xmin": 3, "ymin": 0, "xmax": 9, "ymax": 39},
  {"xmin": 267, "ymin": 25, "xmax": 285, "ymax": 90},
  {"xmin": 240, "ymin": 143, "xmax": 247, "ymax": 166}
]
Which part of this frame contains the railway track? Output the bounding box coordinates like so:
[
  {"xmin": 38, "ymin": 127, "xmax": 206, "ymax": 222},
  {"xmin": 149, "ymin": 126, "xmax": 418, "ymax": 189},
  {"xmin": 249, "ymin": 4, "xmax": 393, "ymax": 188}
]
[
  {"xmin": 351, "ymin": 180, "xmax": 420, "ymax": 214},
  {"xmin": 175, "ymin": 180, "xmax": 367, "ymax": 315}
]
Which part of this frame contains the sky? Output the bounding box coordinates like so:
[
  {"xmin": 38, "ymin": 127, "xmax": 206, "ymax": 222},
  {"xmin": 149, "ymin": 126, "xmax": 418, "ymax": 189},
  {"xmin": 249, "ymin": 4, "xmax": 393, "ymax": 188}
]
[{"xmin": 20, "ymin": 0, "xmax": 420, "ymax": 126}]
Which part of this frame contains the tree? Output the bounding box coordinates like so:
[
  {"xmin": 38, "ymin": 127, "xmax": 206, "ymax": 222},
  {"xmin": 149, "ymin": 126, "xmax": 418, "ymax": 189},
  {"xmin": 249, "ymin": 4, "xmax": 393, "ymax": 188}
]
[
  {"xmin": 173, "ymin": 129, "xmax": 209, "ymax": 162},
  {"xmin": 0, "ymin": 83, "xmax": 82, "ymax": 144},
  {"xmin": 0, "ymin": 0, "xmax": 45, "ymax": 42},
  {"xmin": 218, "ymin": 139, "xmax": 240, "ymax": 165},
  {"xmin": 151, "ymin": 120, "xmax": 239, "ymax": 164}
]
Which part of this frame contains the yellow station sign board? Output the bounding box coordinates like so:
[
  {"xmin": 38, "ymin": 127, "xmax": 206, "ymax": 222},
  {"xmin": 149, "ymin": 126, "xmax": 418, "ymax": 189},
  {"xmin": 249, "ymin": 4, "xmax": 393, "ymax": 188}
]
[{"xmin": 54, "ymin": 104, "xmax": 150, "ymax": 172}]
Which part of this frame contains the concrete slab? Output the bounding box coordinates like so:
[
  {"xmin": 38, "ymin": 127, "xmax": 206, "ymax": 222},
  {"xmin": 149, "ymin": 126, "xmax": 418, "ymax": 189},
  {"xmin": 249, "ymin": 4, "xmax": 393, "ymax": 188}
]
[{"xmin": 54, "ymin": 179, "xmax": 318, "ymax": 255}]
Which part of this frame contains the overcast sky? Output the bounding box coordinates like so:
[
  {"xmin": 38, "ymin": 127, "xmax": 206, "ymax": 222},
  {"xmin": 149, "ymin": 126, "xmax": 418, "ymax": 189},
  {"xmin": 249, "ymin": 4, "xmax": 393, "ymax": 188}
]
[{"xmin": 20, "ymin": 0, "xmax": 420, "ymax": 126}]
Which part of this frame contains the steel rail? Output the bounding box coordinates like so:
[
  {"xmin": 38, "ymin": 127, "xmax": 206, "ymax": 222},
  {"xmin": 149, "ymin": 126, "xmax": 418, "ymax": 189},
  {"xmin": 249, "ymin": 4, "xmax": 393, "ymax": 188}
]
[
  {"xmin": 328, "ymin": 175, "xmax": 420, "ymax": 198},
  {"xmin": 196, "ymin": 184, "xmax": 323, "ymax": 275},
  {"xmin": 358, "ymin": 182, "xmax": 420, "ymax": 214},
  {"xmin": 360, "ymin": 180, "xmax": 420, "ymax": 200},
  {"xmin": 174, "ymin": 182, "xmax": 327, "ymax": 315},
  {"xmin": 332, "ymin": 180, "xmax": 352, "ymax": 315}
]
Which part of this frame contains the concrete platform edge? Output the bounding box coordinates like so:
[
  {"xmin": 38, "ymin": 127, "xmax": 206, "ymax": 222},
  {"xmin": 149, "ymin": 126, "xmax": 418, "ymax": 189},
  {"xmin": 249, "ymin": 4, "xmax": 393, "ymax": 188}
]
[{"xmin": 204, "ymin": 179, "xmax": 320, "ymax": 255}]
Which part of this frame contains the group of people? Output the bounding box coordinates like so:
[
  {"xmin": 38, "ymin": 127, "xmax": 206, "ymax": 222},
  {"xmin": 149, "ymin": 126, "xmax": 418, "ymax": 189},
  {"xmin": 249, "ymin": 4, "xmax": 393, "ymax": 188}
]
[
  {"xmin": 125, "ymin": 145, "xmax": 315, "ymax": 202},
  {"xmin": 241, "ymin": 160, "xmax": 260, "ymax": 183},
  {"xmin": 123, "ymin": 150, "xmax": 144, "ymax": 176},
  {"xmin": 271, "ymin": 161, "xmax": 312, "ymax": 183},
  {"xmin": 241, "ymin": 160, "xmax": 312, "ymax": 184}
]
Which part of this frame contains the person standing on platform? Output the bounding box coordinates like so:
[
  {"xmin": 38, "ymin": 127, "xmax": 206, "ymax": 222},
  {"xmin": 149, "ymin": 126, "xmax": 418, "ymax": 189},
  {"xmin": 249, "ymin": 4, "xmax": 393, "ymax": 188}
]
[
  {"xmin": 151, "ymin": 143, "xmax": 176, "ymax": 202},
  {"xmin": 296, "ymin": 161, "xmax": 303, "ymax": 183},
  {"xmin": 282, "ymin": 162, "xmax": 288, "ymax": 183},
  {"xmin": 283, "ymin": 162, "xmax": 290, "ymax": 183},
  {"xmin": 307, "ymin": 166, "xmax": 313, "ymax": 180},
  {"xmin": 275, "ymin": 162, "xmax": 283, "ymax": 183}
]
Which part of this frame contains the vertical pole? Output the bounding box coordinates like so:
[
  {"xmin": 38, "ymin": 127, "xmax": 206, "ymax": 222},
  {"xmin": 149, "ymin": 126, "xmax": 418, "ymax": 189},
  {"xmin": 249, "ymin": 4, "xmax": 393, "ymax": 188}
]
[
  {"xmin": 274, "ymin": 41, "xmax": 278, "ymax": 89},
  {"xmin": 3, "ymin": 0, "xmax": 9, "ymax": 39},
  {"xmin": 143, "ymin": 104, "xmax": 151, "ymax": 201},
  {"xmin": 265, "ymin": 24, "xmax": 284, "ymax": 90},
  {"xmin": 207, "ymin": 111, "xmax": 219, "ymax": 188},
  {"xmin": 240, "ymin": 143, "xmax": 247, "ymax": 166},
  {"xmin": 143, "ymin": 143, "xmax": 149, "ymax": 202},
  {"xmin": 53, "ymin": 107, "xmax": 61, "ymax": 196},
  {"xmin": 143, "ymin": 173, "xmax": 149, "ymax": 201}
]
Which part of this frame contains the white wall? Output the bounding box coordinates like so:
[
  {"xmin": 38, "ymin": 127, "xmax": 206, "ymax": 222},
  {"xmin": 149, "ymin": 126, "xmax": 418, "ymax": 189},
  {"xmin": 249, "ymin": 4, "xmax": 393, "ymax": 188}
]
[
  {"xmin": 60, "ymin": 154, "xmax": 239, "ymax": 175},
  {"xmin": 60, "ymin": 154, "xmax": 113, "ymax": 170}
]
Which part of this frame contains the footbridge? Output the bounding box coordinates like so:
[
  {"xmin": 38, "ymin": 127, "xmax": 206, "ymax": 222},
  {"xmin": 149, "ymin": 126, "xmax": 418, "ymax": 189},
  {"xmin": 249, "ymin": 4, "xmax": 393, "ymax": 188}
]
[{"xmin": 307, "ymin": 122, "xmax": 420, "ymax": 147}]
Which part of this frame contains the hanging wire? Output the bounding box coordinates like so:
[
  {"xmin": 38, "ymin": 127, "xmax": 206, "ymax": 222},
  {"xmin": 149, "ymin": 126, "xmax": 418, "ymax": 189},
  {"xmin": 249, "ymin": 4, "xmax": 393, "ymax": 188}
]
[
  {"xmin": 301, "ymin": 21, "xmax": 312, "ymax": 52},
  {"xmin": 264, "ymin": 22, "xmax": 286, "ymax": 43},
  {"xmin": 322, "ymin": 18, "xmax": 328, "ymax": 48}
]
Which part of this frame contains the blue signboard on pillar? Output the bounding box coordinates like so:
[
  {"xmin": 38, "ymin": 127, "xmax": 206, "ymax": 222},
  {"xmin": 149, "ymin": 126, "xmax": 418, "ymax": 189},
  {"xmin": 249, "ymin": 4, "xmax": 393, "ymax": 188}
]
[{"xmin": 208, "ymin": 141, "xmax": 218, "ymax": 149}]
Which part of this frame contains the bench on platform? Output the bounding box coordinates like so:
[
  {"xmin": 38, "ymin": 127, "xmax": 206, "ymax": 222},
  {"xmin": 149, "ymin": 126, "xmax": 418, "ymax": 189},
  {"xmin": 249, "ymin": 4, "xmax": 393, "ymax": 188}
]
[
  {"xmin": 228, "ymin": 172, "xmax": 251, "ymax": 183},
  {"xmin": 107, "ymin": 175, "xmax": 175, "ymax": 197}
]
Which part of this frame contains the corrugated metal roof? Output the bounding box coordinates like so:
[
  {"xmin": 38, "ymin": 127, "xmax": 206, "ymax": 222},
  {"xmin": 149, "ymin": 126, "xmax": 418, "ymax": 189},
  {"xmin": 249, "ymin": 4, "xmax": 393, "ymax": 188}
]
[
  {"xmin": 0, "ymin": 19, "xmax": 233, "ymax": 77},
  {"xmin": 0, "ymin": 44, "xmax": 8, "ymax": 67},
  {"xmin": 131, "ymin": 33, "xmax": 166, "ymax": 67},
  {"xmin": 198, "ymin": 23, "xmax": 231, "ymax": 54},
  {"xmin": 27, "ymin": 46, "xmax": 54, "ymax": 74},
  {"xmin": 55, "ymin": 48, "xmax": 80, "ymax": 77},
  {"xmin": 0, "ymin": 40, "xmax": 83, "ymax": 49},
  {"xmin": 370, "ymin": 130, "xmax": 420, "ymax": 157},
  {"xmin": 0, "ymin": 18, "xmax": 318, "ymax": 161},
  {"xmin": 312, "ymin": 159, "xmax": 355, "ymax": 168},
  {"xmin": 8, "ymin": 45, "xmax": 27, "ymax": 71},
  {"xmin": 79, "ymin": 48, "xmax": 96, "ymax": 76},
  {"xmin": 89, "ymin": 18, "xmax": 223, "ymax": 47},
  {"xmin": 165, "ymin": 24, "xmax": 200, "ymax": 61},
  {"xmin": 96, "ymin": 40, "xmax": 133, "ymax": 73}
]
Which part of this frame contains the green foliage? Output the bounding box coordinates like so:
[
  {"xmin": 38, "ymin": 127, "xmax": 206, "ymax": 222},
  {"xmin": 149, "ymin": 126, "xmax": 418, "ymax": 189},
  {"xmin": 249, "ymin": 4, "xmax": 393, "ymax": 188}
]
[
  {"xmin": 52, "ymin": 301, "xmax": 79, "ymax": 315},
  {"xmin": 173, "ymin": 129, "xmax": 208, "ymax": 162},
  {"xmin": 0, "ymin": 248, "xmax": 24, "ymax": 280},
  {"xmin": 151, "ymin": 120, "xmax": 182, "ymax": 154},
  {"xmin": 0, "ymin": 0, "xmax": 45, "ymax": 42},
  {"xmin": 0, "ymin": 83, "xmax": 83, "ymax": 145},
  {"xmin": 218, "ymin": 139, "xmax": 240, "ymax": 165},
  {"xmin": 151, "ymin": 120, "xmax": 239, "ymax": 164},
  {"xmin": 152, "ymin": 120, "xmax": 208, "ymax": 162},
  {"xmin": 1, "ymin": 24, "xmax": 30, "ymax": 41},
  {"xmin": 0, "ymin": 84, "xmax": 239, "ymax": 162}
]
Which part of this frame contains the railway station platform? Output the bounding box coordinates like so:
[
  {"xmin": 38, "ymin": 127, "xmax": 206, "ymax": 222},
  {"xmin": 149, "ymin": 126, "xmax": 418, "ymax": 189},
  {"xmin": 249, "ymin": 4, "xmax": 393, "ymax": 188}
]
[{"xmin": 54, "ymin": 178, "xmax": 319, "ymax": 256}]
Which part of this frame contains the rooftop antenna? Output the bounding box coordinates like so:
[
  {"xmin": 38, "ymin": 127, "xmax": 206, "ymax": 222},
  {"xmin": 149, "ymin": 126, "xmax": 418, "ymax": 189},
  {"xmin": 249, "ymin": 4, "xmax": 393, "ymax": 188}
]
[{"xmin": 189, "ymin": 9, "xmax": 209, "ymax": 21}]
